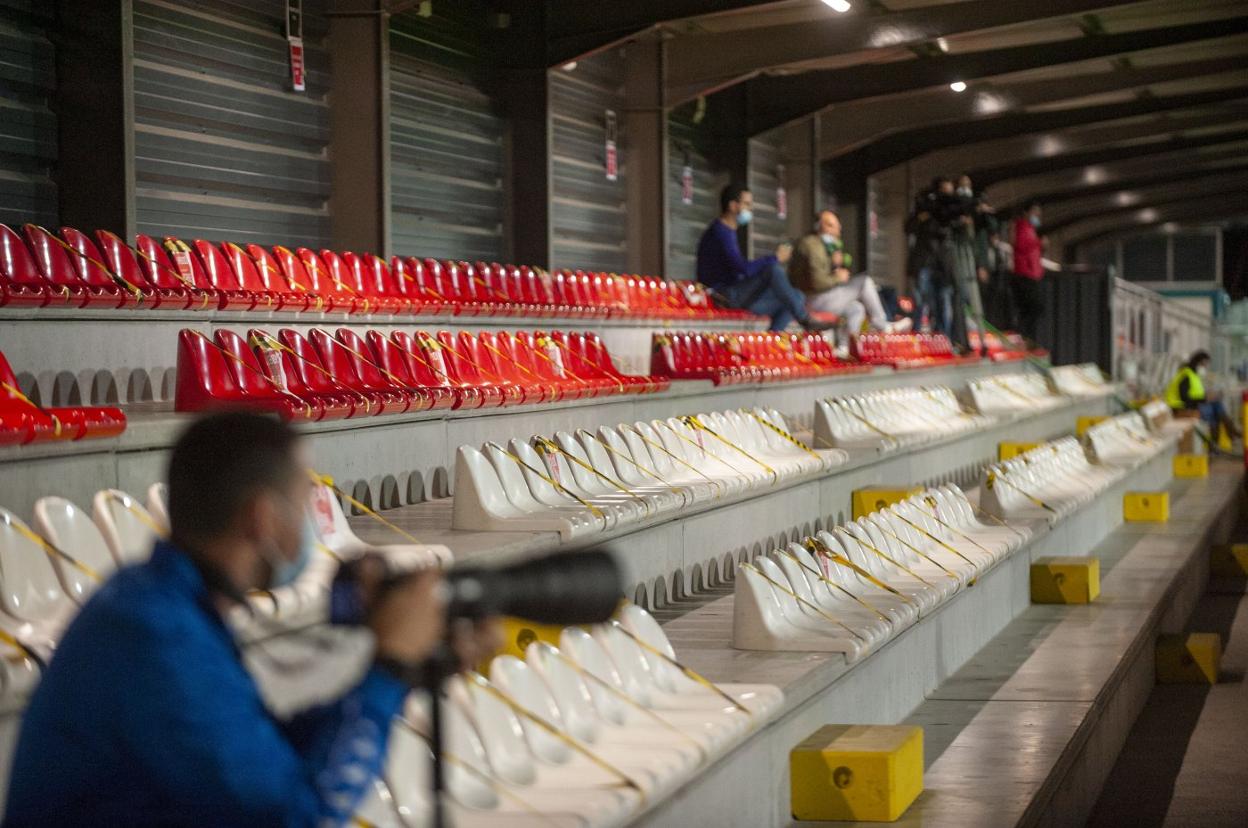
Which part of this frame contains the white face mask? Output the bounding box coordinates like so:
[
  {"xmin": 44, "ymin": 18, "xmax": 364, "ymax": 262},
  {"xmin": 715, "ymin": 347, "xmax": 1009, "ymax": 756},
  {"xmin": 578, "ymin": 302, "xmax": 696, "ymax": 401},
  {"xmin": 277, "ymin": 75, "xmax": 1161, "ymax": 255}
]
[
  {"xmin": 820, "ymin": 233, "xmax": 837, "ymax": 246},
  {"xmin": 957, "ymin": 187, "xmax": 973, "ymax": 198},
  {"xmin": 1196, "ymin": 365, "xmax": 1208, "ymax": 379},
  {"xmin": 736, "ymin": 208, "xmax": 753, "ymax": 226}
]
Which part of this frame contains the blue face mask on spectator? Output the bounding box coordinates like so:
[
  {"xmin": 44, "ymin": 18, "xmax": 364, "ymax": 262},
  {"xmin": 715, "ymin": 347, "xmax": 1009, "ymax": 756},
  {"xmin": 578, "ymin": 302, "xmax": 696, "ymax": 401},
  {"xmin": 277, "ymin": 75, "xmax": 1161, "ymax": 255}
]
[
  {"xmin": 266, "ymin": 512, "xmax": 315, "ymax": 589},
  {"xmin": 737, "ymin": 208, "xmax": 753, "ymax": 226},
  {"xmin": 1030, "ymin": 215, "xmax": 1041, "ymax": 228}
]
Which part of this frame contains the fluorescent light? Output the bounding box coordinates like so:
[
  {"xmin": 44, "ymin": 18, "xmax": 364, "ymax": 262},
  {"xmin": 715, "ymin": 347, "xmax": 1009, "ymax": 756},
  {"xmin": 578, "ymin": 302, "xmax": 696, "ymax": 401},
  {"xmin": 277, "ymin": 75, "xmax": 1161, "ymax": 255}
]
[
  {"xmin": 821, "ymin": 0, "xmax": 852, "ymax": 12},
  {"xmin": 1115, "ymin": 191, "xmax": 1139, "ymax": 207},
  {"xmin": 1138, "ymin": 208, "xmax": 1158, "ymax": 223},
  {"xmin": 949, "ymin": 80, "xmax": 967, "ymax": 93},
  {"xmin": 561, "ymin": 61, "xmax": 577, "ymax": 71},
  {"xmin": 935, "ymin": 37, "xmax": 950, "ymax": 53}
]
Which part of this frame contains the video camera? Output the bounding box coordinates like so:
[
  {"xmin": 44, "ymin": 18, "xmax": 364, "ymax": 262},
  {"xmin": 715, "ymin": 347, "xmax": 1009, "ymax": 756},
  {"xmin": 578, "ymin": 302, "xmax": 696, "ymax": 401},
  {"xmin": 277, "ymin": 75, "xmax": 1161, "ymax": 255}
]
[{"xmin": 329, "ymin": 547, "xmax": 623, "ymax": 629}]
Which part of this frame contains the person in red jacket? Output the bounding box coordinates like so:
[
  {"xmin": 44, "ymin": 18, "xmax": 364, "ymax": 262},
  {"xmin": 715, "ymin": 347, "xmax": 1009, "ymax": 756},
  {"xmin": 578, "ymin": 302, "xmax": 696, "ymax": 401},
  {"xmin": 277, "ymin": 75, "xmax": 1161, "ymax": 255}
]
[{"xmin": 1011, "ymin": 201, "xmax": 1045, "ymax": 341}]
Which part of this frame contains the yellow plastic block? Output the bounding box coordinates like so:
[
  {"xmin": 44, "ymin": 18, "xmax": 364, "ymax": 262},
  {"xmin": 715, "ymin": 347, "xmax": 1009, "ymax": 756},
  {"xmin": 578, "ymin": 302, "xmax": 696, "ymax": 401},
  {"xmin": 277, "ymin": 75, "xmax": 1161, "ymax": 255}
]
[
  {"xmin": 1030, "ymin": 556, "xmax": 1100, "ymax": 604},
  {"xmin": 1211, "ymin": 543, "xmax": 1248, "ymax": 578},
  {"xmin": 791, "ymin": 725, "xmax": 923, "ymax": 822},
  {"xmin": 493, "ymin": 617, "xmax": 566, "ymax": 660},
  {"xmin": 853, "ymin": 486, "xmax": 923, "ymax": 520},
  {"xmin": 999, "ymin": 441, "xmax": 1041, "ymax": 461},
  {"xmin": 1124, "ymin": 491, "xmax": 1169, "ymax": 522},
  {"xmin": 1156, "ymin": 633, "xmax": 1221, "ymax": 684},
  {"xmin": 1172, "ymin": 454, "xmax": 1209, "ymax": 478},
  {"xmin": 1076, "ymin": 415, "xmax": 1108, "ymax": 436},
  {"xmin": 1217, "ymin": 425, "xmax": 1233, "ymax": 452}
]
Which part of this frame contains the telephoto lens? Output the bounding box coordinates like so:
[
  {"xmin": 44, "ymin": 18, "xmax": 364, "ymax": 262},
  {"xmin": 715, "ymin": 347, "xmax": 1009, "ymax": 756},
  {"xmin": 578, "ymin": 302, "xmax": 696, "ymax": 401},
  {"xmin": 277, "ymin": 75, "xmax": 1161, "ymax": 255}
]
[{"xmin": 329, "ymin": 548, "xmax": 622, "ymax": 627}]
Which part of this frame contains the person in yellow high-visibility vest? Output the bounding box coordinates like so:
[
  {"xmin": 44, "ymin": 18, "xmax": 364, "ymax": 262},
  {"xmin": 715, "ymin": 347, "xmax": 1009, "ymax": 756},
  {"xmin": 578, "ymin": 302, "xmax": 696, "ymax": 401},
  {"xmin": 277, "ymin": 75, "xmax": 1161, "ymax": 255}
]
[{"xmin": 1165, "ymin": 350, "xmax": 1240, "ymax": 442}]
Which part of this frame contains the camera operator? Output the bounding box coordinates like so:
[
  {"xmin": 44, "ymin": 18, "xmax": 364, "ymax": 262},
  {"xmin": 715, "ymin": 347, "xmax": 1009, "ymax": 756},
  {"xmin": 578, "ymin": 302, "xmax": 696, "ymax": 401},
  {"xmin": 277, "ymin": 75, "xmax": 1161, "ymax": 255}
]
[{"xmin": 5, "ymin": 412, "xmax": 494, "ymax": 827}]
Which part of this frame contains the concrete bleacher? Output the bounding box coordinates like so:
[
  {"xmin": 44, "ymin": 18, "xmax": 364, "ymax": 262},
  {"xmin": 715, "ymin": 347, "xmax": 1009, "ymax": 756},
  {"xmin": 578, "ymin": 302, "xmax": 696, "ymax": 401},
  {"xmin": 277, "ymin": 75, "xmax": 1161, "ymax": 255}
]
[{"xmin": 621, "ymin": 423, "xmax": 1219, "ymax": 827}]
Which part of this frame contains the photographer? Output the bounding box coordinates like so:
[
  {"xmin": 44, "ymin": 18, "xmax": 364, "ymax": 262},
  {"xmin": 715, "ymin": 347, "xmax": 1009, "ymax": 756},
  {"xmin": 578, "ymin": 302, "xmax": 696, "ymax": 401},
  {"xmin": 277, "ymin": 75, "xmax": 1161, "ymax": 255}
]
[{"xmin": 5, "ymin": 412, "xmax": 491, "ymax": 826}]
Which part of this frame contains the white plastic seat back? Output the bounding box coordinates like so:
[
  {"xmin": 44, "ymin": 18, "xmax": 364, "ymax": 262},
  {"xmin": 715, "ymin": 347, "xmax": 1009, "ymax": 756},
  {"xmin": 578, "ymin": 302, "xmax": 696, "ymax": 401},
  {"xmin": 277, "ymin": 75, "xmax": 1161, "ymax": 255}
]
[
  {"xmin": 526, "ymin": 642, "xmax": 601, "ymax": 744},
  {"xmin": 92, "ymin": 489, "xmax": 159, "ymax": 564},
  {"xmin": 0, "ymin": 507, "xmax": 74, "ymax": 625},
  {"xmin": 616, "ymin": 606, "xmax": 683, "ymax": 693},
  {"xmin": 145, "ymin": 483, "xmax": 170, "ymax": 534},
  {"xmin": 593, "ymin": 624, "xmax": 654, "ymax": 706},
  {"xmin": 560, "ymin": 628, "xmax": 629, "ymax": 724},
  {"xmin": 464, "ymin": 673, "xmax": 540, "ymax": 786},
  {"xmin": 32, "ymin": 496, "xmax": 117, "ymax": 602},
  {"xmin": 489, "ymin": 655, "xmax": 572, "ymax": 764}
]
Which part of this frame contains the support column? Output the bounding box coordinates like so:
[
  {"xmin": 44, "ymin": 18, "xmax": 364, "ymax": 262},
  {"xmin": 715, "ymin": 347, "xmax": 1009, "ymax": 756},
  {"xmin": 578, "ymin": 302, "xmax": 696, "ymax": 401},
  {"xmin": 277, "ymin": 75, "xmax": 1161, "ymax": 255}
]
[
  {"xmin": 623, "ymin": 34, "xmax": 667, "ymax": 277},
  {"xmin": 781, "ymin": 117, "xmax": 819, "ymax": 239},
  {"xmin": 702, "ymin": 85, "xmax": 750, "ymax": 255},
  {"xmin": 488, "ymin": 6, "xmax": 552, "ymax": 268},
  {"xmin": 56, "ymin": 0, "xmax": 135, "ymax": 237},
  {"xmin": 327, "ymin": 0, "xmax": 390, "ymax": 255}
]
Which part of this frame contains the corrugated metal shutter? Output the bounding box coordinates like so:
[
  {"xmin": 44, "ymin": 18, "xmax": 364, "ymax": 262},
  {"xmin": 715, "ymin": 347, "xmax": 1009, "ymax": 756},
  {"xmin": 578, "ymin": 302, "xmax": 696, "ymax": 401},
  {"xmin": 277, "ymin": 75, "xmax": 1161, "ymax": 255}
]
[
  {"xmin": 389, "ymin": 9, "xmax": 504, "ymax": 262},
  {"xmin": 747, "ymin": 131, "xmax": 786, "ymax": 259},
  {"xmin": 667, "ymin": 109, "xmax": 728, "ymax": 282},
  {"xmin": 550, "ymin": 49, "xmax": 627, "ymax": 273},
  {"xmin": 0, "ymin": 1, "xmax": 57, "ymax": 228},
  {"xmin": 131, "ymin": 0, "xmax": 331, "ymax": 246}
]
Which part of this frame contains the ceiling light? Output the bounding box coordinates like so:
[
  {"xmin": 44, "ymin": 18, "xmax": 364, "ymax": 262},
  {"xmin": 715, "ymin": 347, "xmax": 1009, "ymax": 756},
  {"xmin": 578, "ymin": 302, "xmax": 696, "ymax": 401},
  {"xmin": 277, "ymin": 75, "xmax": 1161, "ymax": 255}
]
[
  {"xmin": 1138, "ymin": 208, "xmax": 1158, "ymax": 223},
  {"xmin": 561, "ymin": 61, "xmax": 577, "ymax": 71},
  {"xmin": 1115, "ymin": 191, "xmax": 1139, "ymax": 207},
  {"xmin": 1083, "ymin": 166, "xmax": 1107, "ymax": 185},
  {"xmin": 949, "ymin": 80, "xmax": 967, "ymax": 93},
  {"xmin": 1161, "ymin": 222, "xmax": 1179, "ymax": 233},
  {"xmin": 821, "ymin": 0, "xmax": 852, "ymax": 12},
  {"xmin": 935, "ymin": 37, "xmax": 950, "ymax": 53}
]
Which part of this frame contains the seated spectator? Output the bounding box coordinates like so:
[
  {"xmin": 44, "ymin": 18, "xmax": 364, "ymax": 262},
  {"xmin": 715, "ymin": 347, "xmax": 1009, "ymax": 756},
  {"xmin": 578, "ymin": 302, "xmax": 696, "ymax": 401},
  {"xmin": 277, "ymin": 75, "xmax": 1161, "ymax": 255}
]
[
  {"xmin": 696, "ymin": 184, "xmax": 832, "ymax": 332},
  {"xmin": 1165, "ymin": 350, "xmax": 1241, "ymax": 444},
  {"xmin": 790, "ymin": 210, "xmax": 911, "ymax": 334}
]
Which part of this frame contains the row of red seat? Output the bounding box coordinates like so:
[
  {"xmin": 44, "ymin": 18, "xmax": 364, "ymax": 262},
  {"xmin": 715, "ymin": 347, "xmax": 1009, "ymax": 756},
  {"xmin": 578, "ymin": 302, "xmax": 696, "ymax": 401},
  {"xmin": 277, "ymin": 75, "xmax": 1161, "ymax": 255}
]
[
  {"xmin": 0, "ymin": 353, "xmax": 126, "ymax": 445},
  {"xmin": 176, "ymin": 327, "xmax": 667, "ymax": 420},
  {"xmin": 0, "ymin": 223, "xmax": 756, "ymax": 322},
  {"xmin": 851, "ymin": 332, "xmax": 980, "ymax": 369},
  {"xmin": 649, "ymin": 331, "xmax": 869, "ymax": 385}
]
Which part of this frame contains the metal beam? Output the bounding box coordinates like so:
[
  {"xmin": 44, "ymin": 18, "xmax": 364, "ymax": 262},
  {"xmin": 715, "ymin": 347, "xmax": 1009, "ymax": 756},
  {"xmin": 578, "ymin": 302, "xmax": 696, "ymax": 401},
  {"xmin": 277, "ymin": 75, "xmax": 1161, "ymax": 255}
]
[
  {"xmin": 1043, "ymin": 173, "xmax": 1248, "ymax": 232},
  {"xmin": 985, "ymin": 142, "xmax": 1248, "ymax": 210},
  {"xmin": 666, "ymin": 0, "xmax": 1138, "ymax": 106},
  {"xmin": 910, "ymin": 106, "xmax": 1248, "ymax": 191},
  {"xmin": 971, "ymin": 127, "xmax": 1248, "ymax": 188},
  {"xmin": 997, "ymin": 160, "xmax": 1248, "ymax": 216},
  {"xmin": 546, "ymin": 0, "xmax": 778, "ymax": 66},
  {"xmin": 820, "ymin": 55, "xmax": 1246, "ymax": 158},
  {"xmin": 1064, "ymin": 195, "xmax": 1248, "ymax": 249},
  {"xmin": 835, "ymin": 86, "xmax": 1248, "ymax": 182},
  {"xmin": 747, "ymin": 15, "xmax": 1248, "ymax": 134}
]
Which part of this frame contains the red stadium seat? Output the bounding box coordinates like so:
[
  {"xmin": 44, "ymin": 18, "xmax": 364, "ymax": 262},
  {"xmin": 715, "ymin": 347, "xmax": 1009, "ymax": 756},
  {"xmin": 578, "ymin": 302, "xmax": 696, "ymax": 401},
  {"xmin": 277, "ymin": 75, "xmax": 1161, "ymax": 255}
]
[
  {"xmin": 0, "ymin": 351, "xmax": 124, "ymax": 441},
  {"xmin": 346, "ymin": 253, "xmax": 410, "ymax": 315},
  {"xmin": 365, "ymin": 330, "xmax": 456, "ymax": 411},
  {"xmin": 433, "ymin": 330, "xmax": 506, "ymax": 408},
  {"xmin": 133, "ymin": 234, "xmax": 216, "ymax": 310},
  {"xmin": 206, "ymin": 329, "xmax": 323, "ymax": 421},
  {"xmin": 0, "ymin": 223, "xmax": 54, "ymax": 307},
  {"xmin": 93, "ymin": 230, "xmax": 187, "ymax": 310},
  {"xmin": 191, "ymin": 240, "xmax": 261, "ymax": 311},
  {"xmin": 336, "ymin": 328, "xmax": 430, "ymax": 411},
  {"xmin": 22, "ymin": 224, "xmax": 110, "ymax": 307},
  {"xmin": 58, "ymin": 227, "xmax": 150, "ymax": 308},
  {"xmin": 296, "ymin": 248, "xmax": 362, "ymax": 314},
  {"xmin": 271, "ymin": 246, "xmax": 331, "ymax": 313},
  {"xmin": 309, "ymin": 329, "xmax": 410, "ymax": 415},
  {"xmin": 386, "ymin": 331, "xmax": 468, "ymax": 409}
]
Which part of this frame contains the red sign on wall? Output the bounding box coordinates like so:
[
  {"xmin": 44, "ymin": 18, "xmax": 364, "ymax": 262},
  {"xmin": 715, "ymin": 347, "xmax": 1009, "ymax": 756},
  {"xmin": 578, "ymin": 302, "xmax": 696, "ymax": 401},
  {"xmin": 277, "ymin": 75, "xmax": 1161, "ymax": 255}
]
[
  {"xmin": 288, "ymin": 37, "xmax": 306, "ymax": 92},
  {"xmin": 604, "ymin": 109, "xmax": 618, "ymax": 182}
]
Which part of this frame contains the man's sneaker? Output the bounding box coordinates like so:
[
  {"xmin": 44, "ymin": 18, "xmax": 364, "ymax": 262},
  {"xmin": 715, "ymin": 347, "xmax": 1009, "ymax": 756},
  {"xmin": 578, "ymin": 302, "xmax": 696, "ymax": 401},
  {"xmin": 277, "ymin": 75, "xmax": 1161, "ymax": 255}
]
[
  {"xmin": 800, "ymin": 316, "xmax": 838, "ymax": 332},
  {"xmin": 883, "ymin": 318, "xmax": 913, "ymax": 334}
]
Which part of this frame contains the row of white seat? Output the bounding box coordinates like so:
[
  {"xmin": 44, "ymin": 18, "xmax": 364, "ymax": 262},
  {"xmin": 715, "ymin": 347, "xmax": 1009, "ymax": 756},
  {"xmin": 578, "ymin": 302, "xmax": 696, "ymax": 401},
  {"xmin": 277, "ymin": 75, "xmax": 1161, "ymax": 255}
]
[
  {"xmin": 967, "ymin": 371, "xmax": 1075, "ymax": 416},
  {"xmin": 734, "ymin": 406, "xmax": 1176, "ymax": 660},
  {"xmin": 980, "ymin": 409, "xmax": 1169, "ymax": 522},
  {"xmin": 452, "ymin": 408, "xmax": 847, "ymax": 540},
  {"xmin": 354, "ymin": 605, "xmax": 783, "ymax": 828},
  {"xmin": 0, "ymin": 479, "xmax": 449, "ymax": 707},
  {"xmin": 812, "ymin": 386, "xmax": 991, "ymax": 450},
  {"xmin": 733, "ymin": 484, "xmax": 1026, "ymax": 659},
  {"xmin": 1051, "ymin": 363, "xmax": 1115, "ymax": 397}
]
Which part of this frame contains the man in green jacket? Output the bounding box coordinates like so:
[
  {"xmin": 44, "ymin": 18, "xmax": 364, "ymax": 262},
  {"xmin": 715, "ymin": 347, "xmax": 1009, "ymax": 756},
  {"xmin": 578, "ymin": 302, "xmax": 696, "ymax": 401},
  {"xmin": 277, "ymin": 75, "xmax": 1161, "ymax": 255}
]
[{"xmin": 789, "ymin": 211, "xmax": 911, "ymax": 334}]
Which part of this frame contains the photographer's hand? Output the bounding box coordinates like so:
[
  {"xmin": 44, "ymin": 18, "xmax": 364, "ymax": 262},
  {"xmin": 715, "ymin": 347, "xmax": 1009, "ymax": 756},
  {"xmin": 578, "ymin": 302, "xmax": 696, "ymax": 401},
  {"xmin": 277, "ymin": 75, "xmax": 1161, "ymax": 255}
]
[
  {"xmin": 449, "ymin": 617, "xmax": 506, "ymax": 671},
  {"xmin": 368, "ymin": 569, "xmax": 446, "ymax": 664}
]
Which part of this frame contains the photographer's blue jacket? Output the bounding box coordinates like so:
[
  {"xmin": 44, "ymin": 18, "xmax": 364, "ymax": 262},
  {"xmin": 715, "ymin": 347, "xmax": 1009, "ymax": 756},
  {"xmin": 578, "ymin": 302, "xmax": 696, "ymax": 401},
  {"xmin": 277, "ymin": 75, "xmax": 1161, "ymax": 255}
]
[{"xmin": 4, "ymin": 541, "xmax": 407, "ymax": 827}]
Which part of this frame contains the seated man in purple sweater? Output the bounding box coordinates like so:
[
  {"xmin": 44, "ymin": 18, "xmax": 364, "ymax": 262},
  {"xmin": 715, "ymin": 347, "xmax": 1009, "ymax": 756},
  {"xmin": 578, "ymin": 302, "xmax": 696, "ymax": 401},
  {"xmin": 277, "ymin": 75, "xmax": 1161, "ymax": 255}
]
[{"xmin": 696, "ymin": 183, "xmax": 832, "ymax": 332}]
